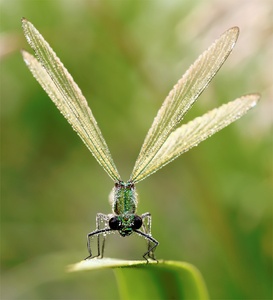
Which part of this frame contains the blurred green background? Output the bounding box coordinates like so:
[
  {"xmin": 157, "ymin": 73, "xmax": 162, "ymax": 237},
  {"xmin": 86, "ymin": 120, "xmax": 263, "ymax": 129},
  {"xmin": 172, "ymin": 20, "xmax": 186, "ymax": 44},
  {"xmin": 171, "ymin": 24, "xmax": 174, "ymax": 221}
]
[{"xmin": 1, "ymin": 0, "xmax": 272, "ymax": 299}]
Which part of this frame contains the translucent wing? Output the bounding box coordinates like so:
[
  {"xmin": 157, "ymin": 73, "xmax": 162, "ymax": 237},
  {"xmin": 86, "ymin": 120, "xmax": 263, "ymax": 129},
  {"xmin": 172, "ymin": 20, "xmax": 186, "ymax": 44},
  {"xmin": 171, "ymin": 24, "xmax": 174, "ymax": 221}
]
[
  {"xmin": 130, "ymin": 27, "xmax": 240, "ymax": 183},
  {"xmin": 131, "ymin": 94, "xmax": 260, "ymax": 183},
  {"xmin": 21, "ymin": 18, "xmax": 120, "ymax": 182}
]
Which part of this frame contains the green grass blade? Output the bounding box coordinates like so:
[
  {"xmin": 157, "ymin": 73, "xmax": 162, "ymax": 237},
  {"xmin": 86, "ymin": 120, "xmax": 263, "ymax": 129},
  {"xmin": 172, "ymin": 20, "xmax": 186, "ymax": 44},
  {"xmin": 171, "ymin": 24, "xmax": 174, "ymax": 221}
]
[{"xmin": 68, "ymin": 259, "xmax": 209, "ymax": 299}]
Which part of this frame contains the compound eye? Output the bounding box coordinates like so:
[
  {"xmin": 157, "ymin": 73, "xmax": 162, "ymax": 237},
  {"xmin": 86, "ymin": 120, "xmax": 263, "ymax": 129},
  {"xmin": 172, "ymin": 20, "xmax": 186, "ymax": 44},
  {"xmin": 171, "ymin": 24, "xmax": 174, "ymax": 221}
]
[
  {"xmin": 109, "ymin": 216, "xmax": 121, "ymax": 230},
  {"xmin": 132, "ymin": 215, "xmax": 142, "ymax": 229},
  {"xmin": 127, "ymin": 182, "xmax": 135, "ymax": 189}
]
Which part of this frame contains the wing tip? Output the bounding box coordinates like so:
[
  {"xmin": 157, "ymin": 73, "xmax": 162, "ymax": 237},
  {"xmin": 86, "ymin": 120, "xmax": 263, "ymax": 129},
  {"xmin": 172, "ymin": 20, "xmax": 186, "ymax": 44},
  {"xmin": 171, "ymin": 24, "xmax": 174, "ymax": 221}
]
[
  {"xmin": 20, "ymin": 48, "xmax": 29, "ymax": 58},
  {"xmin": 20, "ymin": 48, "xmax": 26, "ymax": 56},
  {"xmin": 220, "ymin": 26, "xmax": 240, "ymax": 47},
  {"xmin": 229, "ymin": 26, "xmax": 240, "ymax": 34},
  {"xmin": 244, "ymin": 93, "xmax": 261, "ymax": 107},
  {"xmin": 227, "ymin": 26, "xmax": 240, "ymax": 43},
  {"xmin": 21, "ymin": 17, "xmax": 28, "ymax": 25}
]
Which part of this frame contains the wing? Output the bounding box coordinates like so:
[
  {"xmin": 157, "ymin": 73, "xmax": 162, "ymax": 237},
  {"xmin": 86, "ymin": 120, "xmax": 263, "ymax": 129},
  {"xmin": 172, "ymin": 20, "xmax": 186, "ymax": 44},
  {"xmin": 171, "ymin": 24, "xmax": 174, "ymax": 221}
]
[
  {"xmin": 131, "ymin": 94, "xmax": 260, "ymax": 183},
  {"xmin": 130, "ymin": 27, "xmax": 240, "ymax": 183},
  {"xmin": 21, "ymin": 18, "xmax": 120, "ymax": 182}
]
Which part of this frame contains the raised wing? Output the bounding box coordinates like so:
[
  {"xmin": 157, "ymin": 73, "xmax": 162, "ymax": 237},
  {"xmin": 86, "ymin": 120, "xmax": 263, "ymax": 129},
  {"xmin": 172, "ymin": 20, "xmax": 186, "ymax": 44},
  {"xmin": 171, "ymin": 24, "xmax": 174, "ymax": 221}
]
[
  {"xmin": 21, "ymin": 18, "xmax": 120, "ymax": 182},
  {"xmin": 131, "ymin": 94, "xmax": 259, "ymax": 183},
  {"xmin": 130, "ymin": 27, "xmax": 240, "ymax": 183}
]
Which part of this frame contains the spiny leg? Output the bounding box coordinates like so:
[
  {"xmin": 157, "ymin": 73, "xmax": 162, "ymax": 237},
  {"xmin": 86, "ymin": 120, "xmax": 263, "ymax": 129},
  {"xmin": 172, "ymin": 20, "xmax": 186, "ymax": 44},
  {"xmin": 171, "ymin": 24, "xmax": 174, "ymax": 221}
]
[
  {"xmin": 141, "ymin": 212, "xmax": 155, "ymax": 259},
  {"xmin": 85, "ymin": 228, "xmax": 113, "ymax": 259},
  {"xmin": 141, "ymin": 212, "xmax": 152, "ymax": 234},
  {"xmin": 96, "ymin": 213, "xmax": 110, "ymax": 258},
  {"xmin": 134, "ymin": 229, "xmax": 159, "ymax": 262},
  {"xmin": 86, "ymin": 213, "xmax": 110, "ymax": 259},
  {"xmin": 143, "ymin": 235, "xmax": 159, "ymax": 262},
  {"xmin": 141, "ymin": 212, "xmax": 157, "ymax": 259}
]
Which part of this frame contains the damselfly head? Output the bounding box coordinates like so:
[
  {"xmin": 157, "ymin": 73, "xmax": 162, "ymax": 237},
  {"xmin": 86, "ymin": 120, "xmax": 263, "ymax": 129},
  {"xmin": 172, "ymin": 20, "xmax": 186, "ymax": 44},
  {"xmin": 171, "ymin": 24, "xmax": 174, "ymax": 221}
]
[
  {"xmin": 109, "ymin": 214, "xmax": 143, "ymax": 237},
  {"xmin": 115, "ymin": 180, "xmax": 135, "ymax": 190}
]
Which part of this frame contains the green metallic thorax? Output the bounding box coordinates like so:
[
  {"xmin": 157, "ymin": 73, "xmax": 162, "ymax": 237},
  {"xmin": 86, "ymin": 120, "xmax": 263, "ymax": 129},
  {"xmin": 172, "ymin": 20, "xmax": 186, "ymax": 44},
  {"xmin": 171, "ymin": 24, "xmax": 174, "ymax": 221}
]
[{"xmin": 113, "ymin": 181, "xmax": 136, "ymax": 215}]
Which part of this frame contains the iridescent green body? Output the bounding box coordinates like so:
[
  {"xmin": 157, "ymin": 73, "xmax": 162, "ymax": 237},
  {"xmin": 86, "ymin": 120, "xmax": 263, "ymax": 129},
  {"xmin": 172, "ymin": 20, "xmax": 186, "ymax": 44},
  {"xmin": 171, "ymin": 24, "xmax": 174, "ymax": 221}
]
[
  {"xmin": 113, "ymin": 181, "xmax": 136, "ymax": 215},
  {"xmin": 112, "ymin": 181, "xmax": 138, "ymax": 237}
]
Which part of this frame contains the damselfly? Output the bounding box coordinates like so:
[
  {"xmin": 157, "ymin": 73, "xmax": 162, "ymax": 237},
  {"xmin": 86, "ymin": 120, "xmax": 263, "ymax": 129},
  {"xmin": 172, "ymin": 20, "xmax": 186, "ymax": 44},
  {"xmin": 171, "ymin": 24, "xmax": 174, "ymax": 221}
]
[{"xmin": 21, "ymin": 18, "xmax": 259, "ymax": 261}]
